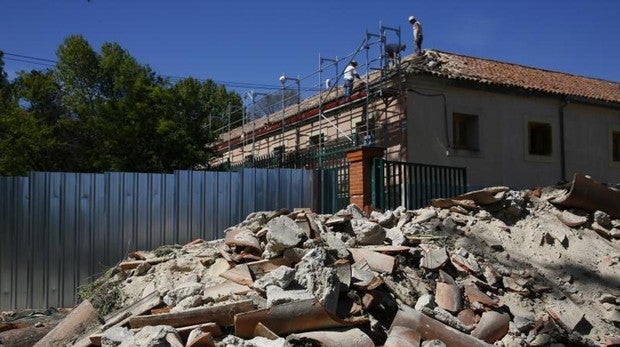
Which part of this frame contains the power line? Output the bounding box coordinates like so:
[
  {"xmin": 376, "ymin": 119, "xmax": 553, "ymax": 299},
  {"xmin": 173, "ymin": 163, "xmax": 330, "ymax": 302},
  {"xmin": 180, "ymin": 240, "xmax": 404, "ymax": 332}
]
[
  {"xmin": 1, "ymin": 51, "xmax": 292, "ymax": 92},
  {"xmin": 3, "ymin": 57, "xmax": 56, "ymax": 67},
  {"xmin": 3, "ymin": 52, "xmax": 57, "ymax": 63}
]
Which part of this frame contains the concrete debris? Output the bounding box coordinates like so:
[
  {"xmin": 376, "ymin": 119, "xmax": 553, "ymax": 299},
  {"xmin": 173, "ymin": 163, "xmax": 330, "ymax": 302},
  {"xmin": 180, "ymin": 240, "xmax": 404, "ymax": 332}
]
[
  {"xmin": 163, "ymin": 282, "xmax": 204, "ymax": 307},
  {"xmin": 342, "ymin": 203, "xmax": 365, "ymax": 219},
  {"xmin": 14, "ymin": 180, "xmax": 620, "ymax": 346},
  {"xmin": 132, "ymin": 325, "xmax": 183, "ymax": 347},
  {"xmin": 265, "ymin": 286, "xmax": 314, "ymax": 307},
  {"xmin": 415, "ymin": 294, "xmax": 436, "ymax": 311},
  {"xmin": 262, "ymin": 216, "xmax": 307, "ymax": 259},
  {"xmin": 251, "ymin": 265, "xmax": 295, "ymax": 291},
  {"xmin": 294, "ymin": 248, "xmax": 341, "ymax": 312},
  {"xmin": 101, "ymin": 326, "xmax": 133, "ymax": 347},
  {"xmin": 350, "ymin": 218, "xmax": 386, "ymax": 245},
  {"xmin": 420, "ymin": 247, "xmax": 448, "ymax": 270}
]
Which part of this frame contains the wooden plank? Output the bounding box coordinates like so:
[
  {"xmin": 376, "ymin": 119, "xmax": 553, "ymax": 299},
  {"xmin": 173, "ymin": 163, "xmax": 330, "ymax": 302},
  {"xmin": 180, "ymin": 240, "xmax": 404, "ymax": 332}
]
[
  {"xmin": 103, "ymin": 290, "xmax": 162, "ymax": 328},
  {"xmin": 119, "ymin": 256, "xmax": 172, "ymax": 271}
]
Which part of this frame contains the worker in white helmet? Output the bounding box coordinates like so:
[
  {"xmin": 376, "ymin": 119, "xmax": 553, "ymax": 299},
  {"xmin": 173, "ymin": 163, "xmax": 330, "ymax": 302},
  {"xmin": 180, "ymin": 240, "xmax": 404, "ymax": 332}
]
[{"xmin": 409, "ymin": 16, "xmax": 423, "ymax": 56}]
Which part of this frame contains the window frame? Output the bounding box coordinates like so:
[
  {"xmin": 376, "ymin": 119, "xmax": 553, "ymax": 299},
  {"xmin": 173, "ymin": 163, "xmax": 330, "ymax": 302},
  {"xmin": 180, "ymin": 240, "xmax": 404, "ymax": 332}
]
[
  {"xmin": 524, "ymin": 118, "xmax": 554, "ymax": 163},
  {"xmin": 308, "ymin": 133, "xmax": 325, "ymax": 148},
  {"xmin": 452, "ymin": 112, "xmax": 480, "ymax": 151}
]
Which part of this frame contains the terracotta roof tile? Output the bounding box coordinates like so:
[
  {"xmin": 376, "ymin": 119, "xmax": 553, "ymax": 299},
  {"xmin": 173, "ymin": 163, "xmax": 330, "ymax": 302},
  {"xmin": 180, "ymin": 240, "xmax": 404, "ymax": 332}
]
[{"xmin": 407, "ymin": 50, "xmax": 620, "ymax": 104}]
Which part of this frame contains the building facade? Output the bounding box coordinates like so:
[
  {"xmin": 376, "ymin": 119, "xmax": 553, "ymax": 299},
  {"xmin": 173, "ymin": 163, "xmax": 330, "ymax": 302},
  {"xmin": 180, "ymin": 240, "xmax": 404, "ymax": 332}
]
[{"xmin": 212, "ymin": 50, "xmax": 620, "ymax": 189}]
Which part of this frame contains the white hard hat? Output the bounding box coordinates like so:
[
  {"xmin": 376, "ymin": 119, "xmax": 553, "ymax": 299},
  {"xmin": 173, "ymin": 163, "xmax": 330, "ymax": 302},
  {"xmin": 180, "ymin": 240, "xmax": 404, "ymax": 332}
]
[{"xmin": 408, "ymin": 16, "xmax": 416, "ymax": 23}]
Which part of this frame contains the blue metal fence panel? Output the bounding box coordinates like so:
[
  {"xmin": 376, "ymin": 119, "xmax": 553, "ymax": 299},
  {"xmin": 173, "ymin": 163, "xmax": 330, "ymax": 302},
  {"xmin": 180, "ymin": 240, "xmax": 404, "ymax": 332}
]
[{"xmin": 0, "ymin": 168, "xmax": 315, "ymax": 310}]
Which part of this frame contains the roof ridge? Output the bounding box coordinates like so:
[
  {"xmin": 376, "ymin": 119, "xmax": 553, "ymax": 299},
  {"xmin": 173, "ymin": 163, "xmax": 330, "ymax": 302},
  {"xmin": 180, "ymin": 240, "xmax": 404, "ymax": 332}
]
[{"xmin": 425, "ymin": 49, "xmax": 620, "ymax": 85}]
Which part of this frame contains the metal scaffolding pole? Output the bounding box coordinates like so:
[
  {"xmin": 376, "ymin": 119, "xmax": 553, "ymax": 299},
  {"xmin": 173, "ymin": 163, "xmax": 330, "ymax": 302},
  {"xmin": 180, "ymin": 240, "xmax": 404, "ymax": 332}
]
[
  {"xmin": 319, "ymin": 54, "xmax": 338, "ymax": 166},
  {"xmin": 365, "ymin": 30, "xmax": 382, "ymax": 144},
  {"xmin": 246, "ymin": 90, "xmax": 269, "ymax": 159},
  {"xmin": 212, "ymin": 21, "xmax": 402, "ymax": 166},
  {"xmin": 381, "ymin": 22, "xmax": 402, "ymax": 72},
  {"xmin": 279, "ymin": 74, "xmax": 300, "ymax": 154},
  {"xmin": 227, "ymin": 103, "xmax": 231, "ymax": 164}
]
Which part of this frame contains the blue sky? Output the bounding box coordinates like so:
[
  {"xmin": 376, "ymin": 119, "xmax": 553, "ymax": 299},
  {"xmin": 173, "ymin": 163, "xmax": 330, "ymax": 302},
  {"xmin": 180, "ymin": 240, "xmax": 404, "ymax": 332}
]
[{"xmin": 2, "ymin": 0, "xmax": 619, "ymax": 97}]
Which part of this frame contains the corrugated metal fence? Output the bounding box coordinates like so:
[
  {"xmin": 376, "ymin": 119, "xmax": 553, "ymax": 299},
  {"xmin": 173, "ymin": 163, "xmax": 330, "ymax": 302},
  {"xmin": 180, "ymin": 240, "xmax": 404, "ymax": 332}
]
[{"xmin": 0, "ymin": 168, "xmax": 315, "ymax": 310}]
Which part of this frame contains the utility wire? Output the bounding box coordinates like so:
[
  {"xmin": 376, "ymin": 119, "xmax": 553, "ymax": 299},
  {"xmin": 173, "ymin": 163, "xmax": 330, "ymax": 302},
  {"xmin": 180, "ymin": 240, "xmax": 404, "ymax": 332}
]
[
  {"xmin": 3, "ymin": 52, "xmax": 57, "ymax": 63},
  {"xmin": 1, "ymin": 51, "xmax": 291, "ymax": 92},
  {"xmin": 3, "ymin": 57, "xmax": 56, "ymax": 67}
]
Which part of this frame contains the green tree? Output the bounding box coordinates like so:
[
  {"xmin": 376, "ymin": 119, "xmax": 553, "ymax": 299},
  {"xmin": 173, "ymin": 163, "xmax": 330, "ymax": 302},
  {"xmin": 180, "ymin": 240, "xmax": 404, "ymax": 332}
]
[
  {"xmin": 152, "ymin": 77, "xmax": 241, "ymax": 171},
  {"xmin": 0, "ymin": 58, "xmax": 60, "ymax": 175},
  {"xmin": 0, "ymin": 51, "xmax": 8, "ymax": 88},
  {"xmin": 0, "ymin": 107, "xmax": 57, "ymax": 175},
  {"xmin": 55, "ymin": 35, "xmax": 101, "ymax": 116},
  {"xmin": 0, "ymin": 37, "xmax": 242, "ymax": 174},
  {"xmin": 0, "ymin": 51, "xmax": 12, "ymax": 109},
  {"xmin": 90, "ymin": 42, "xmax": 160, "ymax": 171},
  {"xmin": 12, "ymin": 69, "xmax": 76, "ymax": 171}
]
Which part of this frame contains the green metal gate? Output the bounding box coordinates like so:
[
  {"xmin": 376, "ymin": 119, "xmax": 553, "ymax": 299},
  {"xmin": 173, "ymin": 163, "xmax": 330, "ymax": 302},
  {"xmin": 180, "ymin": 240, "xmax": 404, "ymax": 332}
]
[
  {"xmin": 371, "ymin": 158, "xmax": 467, "ymax": 210},
  {"xmin": 318, "ymin": 164, "xmax": 349, "ymax": 214}
]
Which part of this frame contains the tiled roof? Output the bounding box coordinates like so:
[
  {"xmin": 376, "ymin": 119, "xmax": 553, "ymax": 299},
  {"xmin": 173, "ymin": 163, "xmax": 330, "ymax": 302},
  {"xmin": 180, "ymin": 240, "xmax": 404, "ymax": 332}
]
[{"xmin": 407, "ymin": 50, "xmax": 620, "ymax": 104}]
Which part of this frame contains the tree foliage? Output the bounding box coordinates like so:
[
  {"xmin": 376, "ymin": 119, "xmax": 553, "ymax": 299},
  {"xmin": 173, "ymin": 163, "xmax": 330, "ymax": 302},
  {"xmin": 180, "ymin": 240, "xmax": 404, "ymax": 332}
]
[{"xmin": 0, "ymin": 36, "xmax": 241, "ymax": 175}]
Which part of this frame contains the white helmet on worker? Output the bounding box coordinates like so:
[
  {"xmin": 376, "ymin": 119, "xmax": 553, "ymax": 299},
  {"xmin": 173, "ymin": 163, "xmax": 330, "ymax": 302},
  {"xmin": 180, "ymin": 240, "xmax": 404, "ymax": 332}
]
[{"xmin": 408, "ymin": 16, "xmax": 416, "ymax": 23}]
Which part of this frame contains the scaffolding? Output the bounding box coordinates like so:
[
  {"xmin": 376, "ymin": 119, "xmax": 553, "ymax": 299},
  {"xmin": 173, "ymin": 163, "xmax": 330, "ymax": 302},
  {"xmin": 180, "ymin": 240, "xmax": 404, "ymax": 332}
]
[{"xmin": 210, "ymin": 21, "xmax": 406, "ymax": 168}]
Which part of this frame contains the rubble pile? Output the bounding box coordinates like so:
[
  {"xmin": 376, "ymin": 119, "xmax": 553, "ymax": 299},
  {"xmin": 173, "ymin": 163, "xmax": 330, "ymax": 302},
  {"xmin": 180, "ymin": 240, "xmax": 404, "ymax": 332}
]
[{"xmin": 5, "ymin": 181, "xmax": 620, "ymax": 346}]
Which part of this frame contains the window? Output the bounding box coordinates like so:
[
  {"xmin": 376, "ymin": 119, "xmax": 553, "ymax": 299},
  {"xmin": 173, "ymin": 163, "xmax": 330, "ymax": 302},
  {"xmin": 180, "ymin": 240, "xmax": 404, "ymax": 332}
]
[
  {"xmin": 309, "ymin": 133, "xmax": 325, "ymax": 148},
  {"xmin": 452, "ymin": 113, "xmax": 479, "ymax": 150},
  {"xmin": 273, "ymin": 145, "xmax": 284, "ymax": 157},
  {"xmin": 272, "ymin": 145, "xmax": 285, "ymax": 166},
  {"xmin": 528, "ymin": 122, "xmax": 552, "ymax": 156},
  {"xmin": 613, "ymin": 131, "xmax": 620, "ymax": 162}
]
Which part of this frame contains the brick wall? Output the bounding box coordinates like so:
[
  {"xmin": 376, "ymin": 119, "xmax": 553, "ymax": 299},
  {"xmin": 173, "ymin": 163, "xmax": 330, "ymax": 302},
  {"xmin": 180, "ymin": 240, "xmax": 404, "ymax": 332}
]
[{"xmin": 346, "ymin": 147, "xmax": 385, "ymax": 210}]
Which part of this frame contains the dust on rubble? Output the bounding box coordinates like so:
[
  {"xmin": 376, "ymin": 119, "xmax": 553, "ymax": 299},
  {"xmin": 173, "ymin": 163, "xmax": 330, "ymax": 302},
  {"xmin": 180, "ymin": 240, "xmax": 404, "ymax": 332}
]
[{"xmin": 7, "ymin": 181, "xmax": 619, "ymax": 347}]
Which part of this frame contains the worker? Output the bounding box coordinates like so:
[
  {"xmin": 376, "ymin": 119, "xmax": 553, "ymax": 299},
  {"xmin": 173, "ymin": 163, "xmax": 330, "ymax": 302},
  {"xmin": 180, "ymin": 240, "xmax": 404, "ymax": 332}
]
[
  {"xmin": 385, "ymin": 43, "xmax": 406, "ymax": 68},
  {"xmin": 343, "ymin": 60, "xmax": 364, "ymax": 99},
  {"xmin": 409, "ymin": 16, "xmax": 423, "ymax": 56}
]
